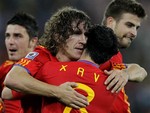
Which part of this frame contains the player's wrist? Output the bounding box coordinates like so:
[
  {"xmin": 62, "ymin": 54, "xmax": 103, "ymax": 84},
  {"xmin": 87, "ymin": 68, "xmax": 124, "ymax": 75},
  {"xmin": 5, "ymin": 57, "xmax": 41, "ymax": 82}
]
[{"xmin": 123, "ymin": 68, "xmax": 130, "ymax": 81}]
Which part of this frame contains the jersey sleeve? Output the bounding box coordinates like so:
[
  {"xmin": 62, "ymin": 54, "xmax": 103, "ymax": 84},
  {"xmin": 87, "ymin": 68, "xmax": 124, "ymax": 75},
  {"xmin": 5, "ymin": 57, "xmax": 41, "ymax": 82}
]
[
  {"xmin": 15, "ymin": 46, "xmax": 57, "ymax": 77},
  {"xmin": 0, "ymin": 60, "xmax": 14, "ymax": 93},
  {"xmin": 109, "ymin": 51, "xmax": 127, "ymax": 70},
  {"xmin": 100, "ymin": 51, "xmax": 127, "ymax": 71},
  {"xmin": 110, "ymin": 88, "xmax": 131, "ymax": 113}
]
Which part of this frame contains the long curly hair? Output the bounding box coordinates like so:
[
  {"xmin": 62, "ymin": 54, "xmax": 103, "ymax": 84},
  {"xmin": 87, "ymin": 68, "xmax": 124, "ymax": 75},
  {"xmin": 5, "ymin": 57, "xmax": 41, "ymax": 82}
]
[{"xmin": 39, "ymin": 6, "xmax": 91, "ymax": 56}]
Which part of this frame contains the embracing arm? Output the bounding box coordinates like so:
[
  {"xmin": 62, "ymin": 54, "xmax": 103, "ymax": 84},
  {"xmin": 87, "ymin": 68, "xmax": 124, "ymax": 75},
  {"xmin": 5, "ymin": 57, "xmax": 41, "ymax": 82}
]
[
  {"xmin": 126, "ymin": 63, "xmax": 147, "ymax": 82},
  {"xmin": 4, "ymin": 65, "xmax": 88, "ymax": 108},
  {"xmin": 104, "ymin": 63, "xmax": 147, "ymax": 93}
]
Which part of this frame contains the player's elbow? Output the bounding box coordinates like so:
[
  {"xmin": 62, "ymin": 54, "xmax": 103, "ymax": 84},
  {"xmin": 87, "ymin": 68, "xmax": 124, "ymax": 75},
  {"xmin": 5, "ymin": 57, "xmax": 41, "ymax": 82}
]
[
  {"xmin": 133, "ymin": 64, "xmax": 147, "ymax": 82},
  {"xmin": 1, "ymin": 87, "xmax": 13, "ymax": 100},
  {"xmin": 4, "ymin": 73, "xmax": 16, "ymax": 88},
  {"xmin": 128, "ymin": 64, "xmax": 147, "ymax": 82},
  {"xmin": 137, "ymin": 67, "xmax": 147, "ymax": 82}
]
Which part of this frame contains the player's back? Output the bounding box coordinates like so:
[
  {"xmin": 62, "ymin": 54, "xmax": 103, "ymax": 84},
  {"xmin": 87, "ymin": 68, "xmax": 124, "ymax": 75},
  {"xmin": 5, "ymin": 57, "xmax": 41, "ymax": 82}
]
[{"xmin": 38, "ymin": 61, "xmax": 117, "ymax": 113}]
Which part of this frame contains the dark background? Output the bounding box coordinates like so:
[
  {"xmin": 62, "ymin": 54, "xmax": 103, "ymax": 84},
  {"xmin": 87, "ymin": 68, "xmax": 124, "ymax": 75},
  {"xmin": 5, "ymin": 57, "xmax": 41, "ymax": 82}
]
[{"xmin": 0, "ymin": 0, "xmax": 150, "ymax": 112}]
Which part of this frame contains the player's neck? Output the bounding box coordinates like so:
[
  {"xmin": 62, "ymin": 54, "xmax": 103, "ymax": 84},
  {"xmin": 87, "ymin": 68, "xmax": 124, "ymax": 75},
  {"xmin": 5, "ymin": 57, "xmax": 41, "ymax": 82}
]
[{"xmin": 79, "ymin": 51, "xmax": 99, "ymax": 66}]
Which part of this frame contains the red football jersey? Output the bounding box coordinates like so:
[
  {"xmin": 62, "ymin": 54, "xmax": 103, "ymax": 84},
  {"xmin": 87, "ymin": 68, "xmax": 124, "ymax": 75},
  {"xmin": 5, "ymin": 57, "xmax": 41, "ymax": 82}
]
[
  {"xmin": 37, "ymin": 61, "xmax": 117, "ymax": 113},
  {"xmin": 16, "ymin": 45, "xmax": 58, "ymax": 76},
  {"xmin": 100, "ymin": 51, "xmax": 131, "ymax": 113},
  {"xmin": 100, "ymin": 51, "xmax": 124, "ymax": 71},
  {"xmin": 14, "ymin": 45, "xmax": 58, "ymax": 113},
  {"xmin": 0, "ymin": 60, "xmax": 22, "ymax": 113},
  {"xmin": 0, "ymin": 60, "xmax": 14, "ymax": 93}
]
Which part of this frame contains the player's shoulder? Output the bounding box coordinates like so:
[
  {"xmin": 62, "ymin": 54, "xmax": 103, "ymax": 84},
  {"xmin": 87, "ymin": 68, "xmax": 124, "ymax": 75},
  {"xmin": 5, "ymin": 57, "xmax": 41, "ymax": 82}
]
[
  {"xmin": 0, "ymin": 60, "xmax": 14, "ymax": 68},
  {"xmin": 24, "ymin": 45, "xmax": 57, "ymax": 64},
  {"xmin": 25, "ymin": 45, "xmax": 51, "ymax": 60},
  {"xmin": 110, "ymin": 51, "xmax": 123, "ymax": 63}
]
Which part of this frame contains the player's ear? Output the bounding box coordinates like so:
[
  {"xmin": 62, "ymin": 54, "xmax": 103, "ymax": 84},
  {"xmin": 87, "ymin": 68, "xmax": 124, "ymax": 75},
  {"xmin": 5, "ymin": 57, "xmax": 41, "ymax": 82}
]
[
  {"xmin": 106, "ymin": 17, "xmax": 116, "ymax": 30},
  {"xmin": 29, "ymin": 37, "xmax": 38, "ymax": 49}
]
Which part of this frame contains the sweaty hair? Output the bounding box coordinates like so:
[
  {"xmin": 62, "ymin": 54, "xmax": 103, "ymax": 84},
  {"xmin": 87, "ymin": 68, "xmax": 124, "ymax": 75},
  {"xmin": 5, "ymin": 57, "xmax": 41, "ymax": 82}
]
[
  {"xmin": 102, "ymin": 0, "xmax": 147, "ymax": 25},
  {"xmin": 39, "ymin": 6, "xmax": 91, "ymax": 56},
  {"xmin": 7, "ymin": 12, "xmax": 39, "ymax": 39},
  {"xmin": 84, "ymin": 25, "xmax": 118, "ymax": 64}
]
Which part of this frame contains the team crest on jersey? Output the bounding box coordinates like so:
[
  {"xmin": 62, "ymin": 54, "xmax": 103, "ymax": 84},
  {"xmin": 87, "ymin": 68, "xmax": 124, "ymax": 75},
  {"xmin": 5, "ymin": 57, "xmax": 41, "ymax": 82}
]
[{"xmin": 25, "ymin": 52, "xmax": 39, "ymax": 60}]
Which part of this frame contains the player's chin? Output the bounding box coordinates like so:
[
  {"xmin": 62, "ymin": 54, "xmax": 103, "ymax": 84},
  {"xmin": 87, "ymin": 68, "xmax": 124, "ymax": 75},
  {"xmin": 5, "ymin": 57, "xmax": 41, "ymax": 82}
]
[
  {"xmin": 126, "ymin": 41, "xmax": 132, "ymax": 47},
  {"xmin": 9, "ymin": 54, "xmax": 22, "ymax": 61},
  {"xmin": 120, "ymin": 44, "xmax": 130, "ymax": 49},
  {"xmin": 9, "ymin": 57, "xmax": 19, "ymax": 61},
  {"xmin": 122, "ymin": 40, "xmax": 132, "ymax": 48},
  {"xmin": 72, "ymin": 52, "xmax": 82, "ymax": 60}
]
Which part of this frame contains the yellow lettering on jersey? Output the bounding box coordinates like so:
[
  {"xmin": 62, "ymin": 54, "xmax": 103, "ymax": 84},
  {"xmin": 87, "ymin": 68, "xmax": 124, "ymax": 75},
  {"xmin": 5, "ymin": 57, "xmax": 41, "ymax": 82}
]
[
  {"xmin": 60, "ymin": 65, "xmax": 67, "ymax": 71},
  {"xmin": 17, "ymin": 59, "xmax": 31, "ymax": 66},
  {"xmin": 63, "ymin": 83, "xmax": 95, "ymax": 113},
  {"xmin": 77, "ymin": 67, "xmax": 84, "ymax": 77},
  {"xmin": 0, "ymin": 102, "xmax": 3, "ymax": 111},
  {"xmin": 4, "ymin": 60, "xmax": 14, "ymax": 67},
  {"xmin": 22, "ymin": 60, "xmax": 31, "ymax": 66},
  {"xmin": 94, "ymin": 73, "xmax": 100, "ymax": 82}
]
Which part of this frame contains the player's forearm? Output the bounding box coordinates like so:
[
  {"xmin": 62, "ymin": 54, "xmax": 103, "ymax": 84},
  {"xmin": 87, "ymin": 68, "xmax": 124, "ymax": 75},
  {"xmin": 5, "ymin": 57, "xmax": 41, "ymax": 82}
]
[
  {"xmin": 126, "ymin": 63, "xmax": 147, "ymax": 82},
  {"xmin": 4, "ymin": 66, "xmax": 89, "ymax": 108},
  {"xmin": 4, "ymin": 66, "xmax": 61, "ymax": 98}
]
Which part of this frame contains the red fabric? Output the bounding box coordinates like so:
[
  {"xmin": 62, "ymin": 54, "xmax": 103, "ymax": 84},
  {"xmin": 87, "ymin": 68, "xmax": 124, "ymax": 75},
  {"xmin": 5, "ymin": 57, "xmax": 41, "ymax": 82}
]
[
  {"xmin": 12, "ymin": 90, "xmax": 24, "ymax": 99},
  {"xmin": 0, "ymin": 60, "xmax": 14, "ymax": 93},
  {"xmin": 100, "ymin": 51, "xmax": 123, "ymax": 71},
  {"xmin": 16, "ymin": 45, "xmax": 58, "ymax": 76},
  {"xmin": 100, "ymin": 51, "xmax": 131, "ymax": 113},
  {"xmin": 4, "ymin": 100, "xmax": 22, "ymax": 113},
  {"xmin": 0, "ymin": 60, "xmax": 22, "ymax": 113},
  {"xmin": 110, "ymin": 88, "xmax": 131, "ymax": 113},
  {"xmin": 13, "ymin": 50, "xmax": 131, "ymax": 113},
  {"xmin": 15, "ymin": 45, "xmax": 57, "ymax": 113},
  {"xmin": 37, "ymin": 61, "xmax": 117, "ymax": 113}
]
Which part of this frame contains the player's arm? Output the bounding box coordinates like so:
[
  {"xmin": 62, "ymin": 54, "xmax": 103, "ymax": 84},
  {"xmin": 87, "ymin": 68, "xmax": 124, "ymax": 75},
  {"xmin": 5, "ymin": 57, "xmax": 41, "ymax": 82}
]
[
  {"xmin": 104, "ymin": 63, "xmax": 147, "ymax": 93},
  {"xmin": 126, "ymin": 63, "xmax": 147, "ymax": 82},
  {"xmin": 4, "ymin": 65, "xmax": 89, "ymax": 109}
]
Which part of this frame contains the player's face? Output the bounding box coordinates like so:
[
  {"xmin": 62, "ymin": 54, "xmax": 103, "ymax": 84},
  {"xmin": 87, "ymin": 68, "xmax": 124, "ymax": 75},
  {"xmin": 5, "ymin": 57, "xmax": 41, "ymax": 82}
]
[
  {"xmin": 109, "ymin": 13, "xmax": 142, "ymax": 48},
  {"xmin": 56, "ymin": 22, "xmax": 87, "ymax": 61},
  {"xmin": 5, "ymin": 24, "xmax": 36, "ymax": 61}
]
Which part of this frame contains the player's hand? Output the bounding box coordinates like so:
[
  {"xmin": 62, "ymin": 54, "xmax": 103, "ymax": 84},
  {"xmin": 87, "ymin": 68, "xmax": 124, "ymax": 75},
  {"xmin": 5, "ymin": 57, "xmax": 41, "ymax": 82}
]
[
  {"xmin": 58, "ymin": 82, "xmax": 89, "ymax": 109},
  {"xmin": 104, "ymin": 69, "xmax": 129, "ymax": 93}
]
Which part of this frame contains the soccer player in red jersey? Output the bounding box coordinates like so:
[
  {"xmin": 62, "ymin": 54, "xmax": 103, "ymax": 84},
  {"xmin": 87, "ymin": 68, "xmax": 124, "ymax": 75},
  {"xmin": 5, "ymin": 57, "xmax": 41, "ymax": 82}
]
[
  {"xmin": 3, "ymin": 2, "xmax": 147, "ymax": 113},
  {"xmin": 0, "ymin": 12, "xmax": 38, "ymax": 113},
  {"xmin": 36, "ymin": 25, "xmax": 119, "ymax": 113},
  {"xmin": 3, "ymin": 7, "xmax": 91, "ymax": 113},
  {"xmin": 100, "ymin": 0, "xmax": 147, "ymax": 112}
]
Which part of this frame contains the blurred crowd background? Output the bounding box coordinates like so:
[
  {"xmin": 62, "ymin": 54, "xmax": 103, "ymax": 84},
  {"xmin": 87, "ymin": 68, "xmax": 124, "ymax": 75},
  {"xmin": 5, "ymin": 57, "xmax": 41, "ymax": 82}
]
[{"xmin": 0, "ymin": 0, "xmax": 150, "ymax": 113}]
